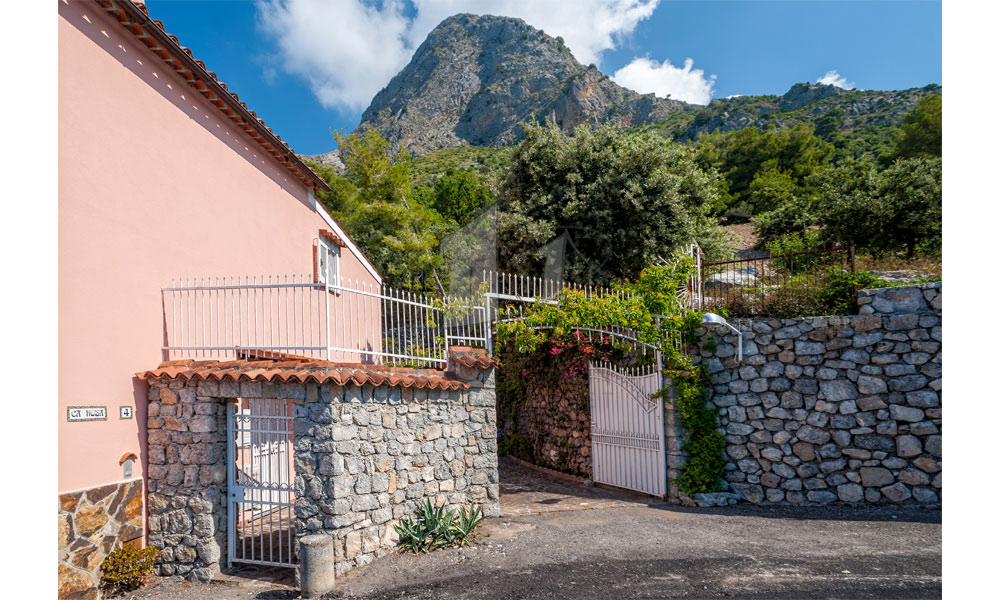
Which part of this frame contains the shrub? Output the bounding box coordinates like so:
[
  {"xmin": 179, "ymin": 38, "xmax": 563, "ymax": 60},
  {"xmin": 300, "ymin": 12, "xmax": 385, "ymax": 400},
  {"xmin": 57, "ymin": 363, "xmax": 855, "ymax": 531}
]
[
  {"xmin": 395, "ymin": 499, "xmax": 485, "ymax": 553},
  {"xmin": 100, "ymin": 544, "xmax": 162, "ymax": 595}
]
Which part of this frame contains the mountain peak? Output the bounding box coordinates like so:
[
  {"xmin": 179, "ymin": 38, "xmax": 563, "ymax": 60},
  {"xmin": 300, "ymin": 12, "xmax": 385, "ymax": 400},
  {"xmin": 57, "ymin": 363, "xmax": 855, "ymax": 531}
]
[
  {"xmin": 354, "ymin": 13, "xmax": 690, "ymax": 155},
  {"xmin": 778, "ymin": 82, "xmax": 848, "ymax": 110}
]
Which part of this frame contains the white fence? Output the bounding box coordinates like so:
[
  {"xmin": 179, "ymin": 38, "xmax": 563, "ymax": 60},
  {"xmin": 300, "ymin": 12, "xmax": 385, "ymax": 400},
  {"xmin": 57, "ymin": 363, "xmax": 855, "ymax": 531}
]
[
  {"xmin": 162, "ymin": 267, "xmax": 690, "ymax": 368},
  {"xmin": 162, "ymin": 275, "xmax": 489, "ymax": 367}
]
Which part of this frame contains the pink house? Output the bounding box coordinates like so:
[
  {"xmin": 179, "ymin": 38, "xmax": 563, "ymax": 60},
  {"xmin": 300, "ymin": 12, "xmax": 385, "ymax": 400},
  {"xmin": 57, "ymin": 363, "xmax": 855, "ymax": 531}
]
[{"xmin": 58, "ymin": 1, "xmax": 382, "ymax": 595}]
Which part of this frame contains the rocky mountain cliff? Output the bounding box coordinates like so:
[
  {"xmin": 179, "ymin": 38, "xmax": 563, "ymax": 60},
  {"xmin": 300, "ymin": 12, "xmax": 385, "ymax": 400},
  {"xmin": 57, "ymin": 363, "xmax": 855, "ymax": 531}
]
[
  {"xmin": 303, "ymin": 13, "xmax": 940, "ymax": 165},
  {"xmin": 312, "ymin": 13, "xmax": 690, "ymax": 161},
  {"xmin": 659, "ymin": 82, "xmax": 941, "ymax": 142}
]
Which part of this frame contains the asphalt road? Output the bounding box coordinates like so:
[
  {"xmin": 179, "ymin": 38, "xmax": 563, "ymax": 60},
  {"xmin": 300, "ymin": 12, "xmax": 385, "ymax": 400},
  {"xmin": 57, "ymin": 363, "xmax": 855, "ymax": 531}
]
[
  {"xmin": 330, "ymin": 504, "xmax": 941, "ymax": 600},
  {"xmin": 125, "ymin": 461, "xmax": 941, "ymax": 600}
]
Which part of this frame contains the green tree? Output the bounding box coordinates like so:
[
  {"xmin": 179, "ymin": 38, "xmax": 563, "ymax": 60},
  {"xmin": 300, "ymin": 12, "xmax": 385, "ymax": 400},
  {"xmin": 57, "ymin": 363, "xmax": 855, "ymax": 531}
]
[
  {"xmin": 694, "ymin": 123, "xmax": 834, "ymax": 213},
  {"xmin": 883, "ymin": 94, "xmax": 942, "ymax": 162},
  {"xmin": 748, "ymin": 168, "xmax": 797, "ymax": 214},
  {"xmin": 420, "ymin": 167, "xmax": 495, "ymax": 225},
  {"xmin": 314, "ymin": 130, "xmax": 447, "ymax": 292},
  {"xmin": 497, "ymin": 120, "xmax": 726, "ymax": 284},
  {"xmin": 755, "ymin": 157, "xmax": 942, "ymax": 257}
]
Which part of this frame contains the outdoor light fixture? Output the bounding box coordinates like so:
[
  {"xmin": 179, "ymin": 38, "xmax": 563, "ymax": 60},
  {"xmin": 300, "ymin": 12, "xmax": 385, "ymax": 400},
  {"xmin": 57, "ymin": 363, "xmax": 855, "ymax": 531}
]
[{"xmin": 702, "ymin": 312, "xmax": 743, "ymax": 362}]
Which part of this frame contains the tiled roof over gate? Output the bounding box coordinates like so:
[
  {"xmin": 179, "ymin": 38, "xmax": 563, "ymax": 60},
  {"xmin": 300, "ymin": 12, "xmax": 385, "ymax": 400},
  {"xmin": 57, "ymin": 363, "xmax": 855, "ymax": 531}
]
[{"xmin": 136, "ymin": 348, "xmax": 496, "ymax": 390}]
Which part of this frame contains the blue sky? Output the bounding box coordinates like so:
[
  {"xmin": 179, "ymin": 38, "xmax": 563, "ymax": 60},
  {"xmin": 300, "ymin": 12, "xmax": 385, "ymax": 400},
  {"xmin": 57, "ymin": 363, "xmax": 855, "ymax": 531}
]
[{"xmin": 145, "ymin": 0, "xmax": 941, "ymax": 156}]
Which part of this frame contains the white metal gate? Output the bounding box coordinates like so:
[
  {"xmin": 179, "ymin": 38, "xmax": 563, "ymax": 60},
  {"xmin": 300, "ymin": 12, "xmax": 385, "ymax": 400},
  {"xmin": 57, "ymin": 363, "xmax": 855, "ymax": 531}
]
[
  {"xmin": 227, "ymin": 398, "xmax": 296, "ymax": 568},
  {"xmin": 588, "ymin": 362, "xmax": 666, "ymax": 497}
]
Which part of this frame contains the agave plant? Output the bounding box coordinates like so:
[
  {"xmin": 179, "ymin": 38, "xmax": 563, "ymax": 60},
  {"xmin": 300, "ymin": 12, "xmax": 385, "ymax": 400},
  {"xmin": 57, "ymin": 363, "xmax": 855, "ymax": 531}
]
[
  {"xmin": 394, "ymin": 499, "xmax": 486, "ymax": 553},
  {"xmin": 455, "ymin": 504, "xmax": 484, "ymax": 544}
]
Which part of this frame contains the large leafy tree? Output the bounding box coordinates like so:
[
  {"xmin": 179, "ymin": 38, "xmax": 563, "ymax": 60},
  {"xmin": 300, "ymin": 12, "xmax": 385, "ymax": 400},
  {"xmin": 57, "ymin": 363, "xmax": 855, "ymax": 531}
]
[
  {"xmin": 496, "ymin": 120, "xmax": 726, "ymax": 284},
  {"xmin": 416, "ymin": 166, "xmax": 495, "ymax": 225},
  {"xmin": 314, "ymin": 130, "xmax": 447, "ymax": 292},
  {"xmin": 694, "ymin": 122, "xmax": 834, "ymax": 214},
  {"xmin": 753, "ymin": 157, "xmax": 942, "ymax": 257},
  {"xmin": 883, "ymin": 94, "xmax": 942, "ymax": 163}
]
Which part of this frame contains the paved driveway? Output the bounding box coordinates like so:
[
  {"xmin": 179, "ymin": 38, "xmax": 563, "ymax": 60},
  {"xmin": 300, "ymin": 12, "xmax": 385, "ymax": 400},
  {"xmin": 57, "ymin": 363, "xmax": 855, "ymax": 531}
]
[
  {"xmin": 337, "ymin": 459, "xmax": 940, "ymax": 599},
  {"xmin": 126, "ymin": 458, "xmax": 941, "ymax": 599}
]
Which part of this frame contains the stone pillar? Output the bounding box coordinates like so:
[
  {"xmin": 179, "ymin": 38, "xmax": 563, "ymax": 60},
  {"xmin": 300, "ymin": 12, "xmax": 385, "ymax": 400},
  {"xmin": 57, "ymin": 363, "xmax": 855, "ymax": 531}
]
[
  {"xmin": 660, "ymin": 380, "xmax": 688, "ymax": 503},
  {"xmin": 145, "ymin": 379, "xmax": 229, "ymax": 582}
]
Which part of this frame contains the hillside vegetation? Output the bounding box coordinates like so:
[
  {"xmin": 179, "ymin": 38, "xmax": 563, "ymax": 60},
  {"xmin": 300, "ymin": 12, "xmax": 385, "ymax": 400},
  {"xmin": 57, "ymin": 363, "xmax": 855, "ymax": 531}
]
[
  {"xmin": 308, "ymin": 91, "xmax": 941, "ymax": 292},
  {"xmin": 301, "ymin": 13, "xmax": 941, "ymax": 292}
]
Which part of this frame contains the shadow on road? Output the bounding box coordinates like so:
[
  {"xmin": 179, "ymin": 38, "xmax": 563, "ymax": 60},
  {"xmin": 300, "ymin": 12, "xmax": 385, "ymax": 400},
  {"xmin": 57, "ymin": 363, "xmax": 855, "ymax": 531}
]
[{"xmin": 643, "ymin": 501, "xmax": 941, "ymax": 524}]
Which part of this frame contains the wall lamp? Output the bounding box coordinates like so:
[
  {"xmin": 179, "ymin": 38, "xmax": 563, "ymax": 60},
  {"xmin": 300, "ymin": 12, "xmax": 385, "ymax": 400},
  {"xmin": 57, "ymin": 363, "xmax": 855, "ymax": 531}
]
[{"xmin": 702, "ymin": 313, "xmax": 742, "ymax": 362}]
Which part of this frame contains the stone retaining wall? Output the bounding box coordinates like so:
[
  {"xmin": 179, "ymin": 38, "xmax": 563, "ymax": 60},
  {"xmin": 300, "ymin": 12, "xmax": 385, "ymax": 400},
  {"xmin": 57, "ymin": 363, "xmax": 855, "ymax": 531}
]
[
  {"xmin": 294, "ymin": 367, "xmax": 499, "ymax": 576},
  {"xmin": 58, "ymin": 479, "xmax": 144, "ymax": 599},
  {"xmin": 515, "ymin": 367, "xmax": 592, "ymax": 476},
  {"xmin": 690, "ymin": 283, "xmax": 942, "ymax": 507}
]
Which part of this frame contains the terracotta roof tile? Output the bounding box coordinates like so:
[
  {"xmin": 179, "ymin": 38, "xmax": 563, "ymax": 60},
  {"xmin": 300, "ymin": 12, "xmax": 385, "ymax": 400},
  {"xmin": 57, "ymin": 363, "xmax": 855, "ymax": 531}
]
[
  {"xmin": 136, "ymin": 356, "xmax": 477, "ymax": 391},
  {"xmin": 448, "ymin": 347, "xmax": 499, "ymax": 369}
]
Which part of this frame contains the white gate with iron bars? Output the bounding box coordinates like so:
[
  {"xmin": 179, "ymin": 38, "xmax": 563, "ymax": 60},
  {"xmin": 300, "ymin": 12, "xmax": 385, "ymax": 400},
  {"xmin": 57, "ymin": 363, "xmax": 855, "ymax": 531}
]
[
  {"xmin": 588, "ymin": 362, "xmax": 666, "ymax": 497},
  {"xmin": 227, "ymin": 398, "xmax": 296, "ymax": 568}
]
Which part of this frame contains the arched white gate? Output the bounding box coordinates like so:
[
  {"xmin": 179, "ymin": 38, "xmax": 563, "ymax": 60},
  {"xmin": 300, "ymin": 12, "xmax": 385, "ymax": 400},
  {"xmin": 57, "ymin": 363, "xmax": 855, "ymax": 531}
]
[{"xmin": 588, "ymin": 362, "xmax": 666, "ymax": 497}]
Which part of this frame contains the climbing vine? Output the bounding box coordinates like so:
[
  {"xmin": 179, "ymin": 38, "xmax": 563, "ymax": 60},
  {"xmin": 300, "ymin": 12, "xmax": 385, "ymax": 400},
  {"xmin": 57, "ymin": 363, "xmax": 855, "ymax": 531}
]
[
  {"xmin": 495, "ymin": 253, "xmax": 727, "ymax": 495},
  {"xmin": 656, "ymin": 367, "xmax": 727, "ymax": 495}
]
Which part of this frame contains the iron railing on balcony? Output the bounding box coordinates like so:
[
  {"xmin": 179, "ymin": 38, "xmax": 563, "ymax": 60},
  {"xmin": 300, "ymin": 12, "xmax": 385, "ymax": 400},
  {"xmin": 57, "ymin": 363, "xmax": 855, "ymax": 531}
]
[{"xmin": 162, "ymin": 275, "xmax": 489, "ymax": 367}]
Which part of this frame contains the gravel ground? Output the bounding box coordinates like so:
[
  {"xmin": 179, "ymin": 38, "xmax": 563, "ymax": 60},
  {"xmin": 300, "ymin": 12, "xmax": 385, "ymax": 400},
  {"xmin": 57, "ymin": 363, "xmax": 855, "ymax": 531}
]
[{"xmin": 124, "ymin": 502, "xmax": 940, "ymax": 600}]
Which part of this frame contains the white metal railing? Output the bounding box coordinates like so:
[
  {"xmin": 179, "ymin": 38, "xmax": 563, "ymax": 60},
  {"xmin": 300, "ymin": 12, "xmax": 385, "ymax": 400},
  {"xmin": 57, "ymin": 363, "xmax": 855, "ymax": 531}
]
[
  {"xmin": 162, "ymin": 276, "xmax": 489, "ymax": 366},
  {"xmin": 162, "ymin": 267, "xmax": 691, "ymax": 368},
  {"xmin": 482, "ymin": 269, "xmax": 637, "ymax": 304}
]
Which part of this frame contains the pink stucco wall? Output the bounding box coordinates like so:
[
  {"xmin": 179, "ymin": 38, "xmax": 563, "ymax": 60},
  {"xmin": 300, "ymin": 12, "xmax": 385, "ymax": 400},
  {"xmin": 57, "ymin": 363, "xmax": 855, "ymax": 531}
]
[{"xmin": 58, "ymin": 3, "xmax": 379, "ymax": 494}]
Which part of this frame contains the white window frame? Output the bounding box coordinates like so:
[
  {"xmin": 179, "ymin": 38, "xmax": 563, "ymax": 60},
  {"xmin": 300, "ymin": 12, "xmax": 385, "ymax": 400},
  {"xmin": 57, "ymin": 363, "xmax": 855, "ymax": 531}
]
[{"xmin": 316, "ymin": 237, "xmax": 341, "ymax": 292}]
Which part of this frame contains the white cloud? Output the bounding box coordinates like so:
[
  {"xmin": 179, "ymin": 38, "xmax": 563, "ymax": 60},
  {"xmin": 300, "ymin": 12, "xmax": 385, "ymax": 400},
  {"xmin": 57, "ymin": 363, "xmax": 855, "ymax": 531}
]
[
  {"xmin": 816, "ymin": 69, "xmax": 855, "ymax": 90},
  {"xmin": 255, "ymin": 0, "xmax": 661, "ymax": 112},
  {"xmin": 610, "ymin": 56, "xmax": 716, "ymax": 105},
  {"xmin": 256, "ymin": 0, "xmax": 412, "ymax": 112}
]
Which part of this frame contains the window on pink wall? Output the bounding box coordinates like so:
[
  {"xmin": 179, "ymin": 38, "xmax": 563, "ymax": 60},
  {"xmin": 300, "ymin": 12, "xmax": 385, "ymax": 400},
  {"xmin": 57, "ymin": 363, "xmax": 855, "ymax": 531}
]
[{"xmin": 317, "ymin": 239, "xmax": 339, "ymax": 286}]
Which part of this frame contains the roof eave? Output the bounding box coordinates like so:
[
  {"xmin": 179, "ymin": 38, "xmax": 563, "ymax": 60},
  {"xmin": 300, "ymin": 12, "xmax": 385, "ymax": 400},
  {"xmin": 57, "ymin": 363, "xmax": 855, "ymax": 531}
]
[{"xmin": 100, "ymin": 0, "xmax": 331, "ymax": 193}]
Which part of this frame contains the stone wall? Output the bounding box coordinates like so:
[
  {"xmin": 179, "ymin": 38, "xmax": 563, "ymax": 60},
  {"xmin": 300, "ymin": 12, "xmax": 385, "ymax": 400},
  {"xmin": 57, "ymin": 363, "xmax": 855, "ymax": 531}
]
[
  {"xmin": 144, "ymin": 379, "xmax": 230, "ymax": 582},
  {"xmin": 140, "ymin": 349, "xmax": 499, "ymax": 583},
  {"xmin": 515, "ymin": 367, "xmax": 592, "ymax": 476},
  {"xmin": 293, "ymin": 365, "xmax": 499, "ymax": 576},
  {"xmin": 58, "ymin": 479, "xmax": 144, "ymax": 600},
  {"xmin": 689, "ymin": 283, "xmax": 942, "ymax": 506}
]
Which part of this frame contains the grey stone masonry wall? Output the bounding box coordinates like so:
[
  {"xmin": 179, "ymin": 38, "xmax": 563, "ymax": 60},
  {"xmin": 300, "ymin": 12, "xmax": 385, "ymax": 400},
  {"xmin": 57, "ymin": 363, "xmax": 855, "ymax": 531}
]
[
  {"xmin": 145, "ymin": 379, "xmax": 230, "ymax": 583},
  {"xmin": 518, "ymin": 369, "xmax": 592, "ymax": 476},
  {"xmin": 142, "ymin": 352, "xmax": 499, "ymax": 584},
  {"xmin": 293, "ymin": 364, "xmax": 499, "ymax": 577},
  {"xmin": 690, "ymin": 283, "xmax": 941, "ymax": 507}
]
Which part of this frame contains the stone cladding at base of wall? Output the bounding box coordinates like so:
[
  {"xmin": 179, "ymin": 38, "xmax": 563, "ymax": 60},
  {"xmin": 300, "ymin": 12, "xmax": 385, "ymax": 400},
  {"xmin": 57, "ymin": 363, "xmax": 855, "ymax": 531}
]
[
  {"xmin": 58, "ymin": 480, "xmax": 144, "ymax": 600},
  {"xmin": 293, "ymin": 368, "xmax": 499, "ymax": 577},
  {"xmin": 691, "ymin": 283, "xmax": 942, "ymax": 507}
]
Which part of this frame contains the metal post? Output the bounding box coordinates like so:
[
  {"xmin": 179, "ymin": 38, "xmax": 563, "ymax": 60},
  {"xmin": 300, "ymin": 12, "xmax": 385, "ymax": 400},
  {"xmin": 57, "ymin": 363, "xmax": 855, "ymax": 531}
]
[
  {"xmin": 324, "ymin": 278, "xmax": 331, "ymax": 362},
  {"xmin": 484, "ymin": 295, "xmax": 493, "ymax": 355},
  {"xmin": 226, "ymin": 404, "xmax": 236, "ymax": 569},
  {"xmin": 849, "ymin": 242, "xmax": 858, "ymax": 313}
]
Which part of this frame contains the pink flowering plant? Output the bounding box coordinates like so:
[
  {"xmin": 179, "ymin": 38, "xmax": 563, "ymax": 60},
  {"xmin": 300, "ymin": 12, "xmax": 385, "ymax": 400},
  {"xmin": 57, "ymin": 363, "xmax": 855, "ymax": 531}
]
[{"xmin": 495, "ymin": 254, "xmax": 701, "ymax": 374}]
